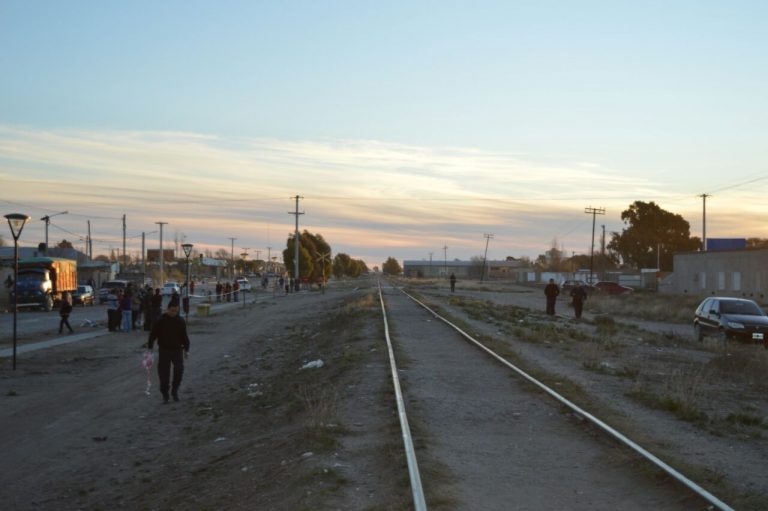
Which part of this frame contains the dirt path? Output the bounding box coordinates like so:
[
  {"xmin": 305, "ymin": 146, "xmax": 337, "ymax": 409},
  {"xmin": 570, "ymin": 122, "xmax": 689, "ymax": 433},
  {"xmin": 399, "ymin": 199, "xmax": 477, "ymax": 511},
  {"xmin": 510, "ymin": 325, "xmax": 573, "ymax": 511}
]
[{"xmin": 0, "ymin": 281, "xmax": 405, "ymax": 510}]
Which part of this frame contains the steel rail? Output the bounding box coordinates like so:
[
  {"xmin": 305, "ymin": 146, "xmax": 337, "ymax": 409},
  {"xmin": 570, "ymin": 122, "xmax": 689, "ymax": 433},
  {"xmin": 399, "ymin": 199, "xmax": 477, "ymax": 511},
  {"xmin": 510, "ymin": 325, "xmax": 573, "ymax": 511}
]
[
  {"xmin": 396, "ymin": 285, "xmax": 734, "ymax": 511},
  {"xmin": 378, "ymin": 281, "xmax": 428, "ymax": 510}
]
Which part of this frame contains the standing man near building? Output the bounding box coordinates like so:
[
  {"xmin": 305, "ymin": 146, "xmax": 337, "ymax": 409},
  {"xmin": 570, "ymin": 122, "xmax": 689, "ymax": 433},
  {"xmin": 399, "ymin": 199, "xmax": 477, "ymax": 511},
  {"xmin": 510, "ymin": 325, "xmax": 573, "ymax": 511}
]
[
  {"xmin": 544, "ymin": 278, "xmax": 560, "ymax": 316},
  {"xmin": 570, "ymin": 282, "xmax": 588, "ymax": 319},
  {"xmin": 449, "ymin": 273, "xmax": 456, "ymax": 293},
  {"xmin": 146, "ymin": 301, "xmax": 190, "ymax": 403}
]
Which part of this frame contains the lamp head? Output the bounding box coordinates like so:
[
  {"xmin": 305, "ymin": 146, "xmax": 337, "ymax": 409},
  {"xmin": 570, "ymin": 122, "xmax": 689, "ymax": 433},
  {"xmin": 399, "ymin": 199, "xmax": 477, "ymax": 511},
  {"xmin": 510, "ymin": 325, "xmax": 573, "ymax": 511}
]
[
  {"xmin": 4, "ymin": 213, "xmax": 30, "ymax": 241},
  {"xmin": 181, "ymin": 243, "xmax": 193, "ymax": 258}
]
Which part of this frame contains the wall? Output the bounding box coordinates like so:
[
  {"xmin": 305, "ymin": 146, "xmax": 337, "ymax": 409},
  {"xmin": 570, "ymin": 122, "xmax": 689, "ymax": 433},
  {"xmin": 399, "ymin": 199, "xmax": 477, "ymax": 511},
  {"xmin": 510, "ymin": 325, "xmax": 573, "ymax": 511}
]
[{"xmin": 670, "ymin": 249, "xmax": 768, "ymax": 302}]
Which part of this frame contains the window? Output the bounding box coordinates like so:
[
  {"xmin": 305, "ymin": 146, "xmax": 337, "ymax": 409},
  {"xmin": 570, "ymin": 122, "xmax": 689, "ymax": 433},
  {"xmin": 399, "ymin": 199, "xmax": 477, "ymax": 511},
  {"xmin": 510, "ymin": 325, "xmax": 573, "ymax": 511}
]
[
  {"xmin": 699, "ymin": 272, "xmax": 707, "ymax": 289},
  {"xmin": 732, "ymin": 272, "xmax": 741, "ymax": 291},
  {"xmin": 717, "ymin": 272, "xmax": 725, "ymax": 290}
]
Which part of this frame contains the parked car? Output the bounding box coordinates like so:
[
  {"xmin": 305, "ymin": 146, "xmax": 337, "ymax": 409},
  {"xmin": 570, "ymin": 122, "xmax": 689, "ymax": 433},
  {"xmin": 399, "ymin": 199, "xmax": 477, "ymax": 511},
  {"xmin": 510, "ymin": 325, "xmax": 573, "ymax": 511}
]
[
  {"xmin": 560, "ymin": 280, "xmax": 595, "ymax": 294},
  {"xmin": 593, "ymin": 281, "xmax": 633, "ymax": 295},
  {"xmin": 98, "ymin": 280, "xmax": 129, "ymax": 303},
  {"xmin": 693, "ymin": 297, "xmax": 768, "ymax": 346},
  {"xmin": 72, "ymin": 284, "xmax": 94, "ymax": 306},
  {"xmin": 161, "ymin": 282, "xmax": 181, "ymax": 296},
  {"xmin": 236, "ymin": 277, "xmax": 252, "ymax": 292}
]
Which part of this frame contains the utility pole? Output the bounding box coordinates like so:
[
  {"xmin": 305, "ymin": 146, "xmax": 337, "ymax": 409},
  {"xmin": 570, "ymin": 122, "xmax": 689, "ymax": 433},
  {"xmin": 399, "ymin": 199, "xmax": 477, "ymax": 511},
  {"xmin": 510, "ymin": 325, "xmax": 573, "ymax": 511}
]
[
  {"xmin": 601, "ymin": 224, "xmax": 606, "ymax": 281},
  {"xmin": 122, "ymin": 214, "xmax": 126, "ymax": 269},
  {"xmin": 480, "ymin": 233, "xmax": 494, "ymax": 282},
  {"xmin": 156, "ymin": 222, "xmax": 167, "ymax": 286},
  {"xmin": 229, "ymin": 237, "xmax": 237, "ymax": 278},
  {"xmin": 40, "ymin": 211, "xmax": 68, "ymax": 252},
  {"xmin": 255, "ymin": 249, "xmax": 261, "ymax": 272},
  {"xmin": 288, "ymin": 195, "xmax": 304, "ymax": 280},
  {"xmin": 429, "ymin": 252, "xmax": 433, "ymax": 277},
  {"xmin": 699, "ymin": 193, "xmax": 711, "ymax": 251},
  {"xmin": 87, "ymin": 220, "xmax": 92, "ymax": 260},
  {"xmin": 141, "ymin": 232, "xmax": 147, "ymax": 277},
  {"xmin": 584, "ymin": 207, "xmax": 606, "ymax": 285},
  {"xmin": 267, "ymin": 246, "xmax": 272, "ymax": 274},
  {"xmin": 443, "ymin": 245, "xmax": 448, "ymax": 277}
]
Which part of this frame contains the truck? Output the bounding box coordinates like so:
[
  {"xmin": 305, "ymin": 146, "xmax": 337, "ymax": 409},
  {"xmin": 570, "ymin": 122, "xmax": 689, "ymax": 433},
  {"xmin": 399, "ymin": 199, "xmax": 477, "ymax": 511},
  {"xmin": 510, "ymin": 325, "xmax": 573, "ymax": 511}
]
[{"xmin": 12, "ymin": 257, "xmax": 78, "ymax": 311}]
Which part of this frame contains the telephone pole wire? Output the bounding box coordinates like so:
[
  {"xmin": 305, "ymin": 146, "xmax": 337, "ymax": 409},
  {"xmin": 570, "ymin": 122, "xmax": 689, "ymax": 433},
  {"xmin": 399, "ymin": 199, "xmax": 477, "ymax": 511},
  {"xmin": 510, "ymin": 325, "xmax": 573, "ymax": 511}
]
[{"xmin": 584, "ymin": 207, "xmax": 606, "ymax": 284}]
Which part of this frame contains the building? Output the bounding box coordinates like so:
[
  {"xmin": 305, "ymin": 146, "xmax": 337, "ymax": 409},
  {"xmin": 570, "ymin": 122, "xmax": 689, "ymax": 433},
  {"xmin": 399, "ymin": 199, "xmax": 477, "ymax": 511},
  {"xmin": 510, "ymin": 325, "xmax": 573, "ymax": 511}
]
[
  {"xmin": 402, "ymin": 259, "xmax": 530, "ymax": 281},
  {"xmin": 667, "ymin": 248, "xmax": 768, "ymax": 302}
]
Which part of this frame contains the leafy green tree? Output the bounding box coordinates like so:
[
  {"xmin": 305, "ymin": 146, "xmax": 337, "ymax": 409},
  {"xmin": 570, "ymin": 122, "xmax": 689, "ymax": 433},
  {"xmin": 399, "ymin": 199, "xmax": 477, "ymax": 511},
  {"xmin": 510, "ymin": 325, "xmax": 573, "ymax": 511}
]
[
  {"xmin": 382, "ymin": 257, "xmax": 401, "ymax": 275},
  {"xmin": 333, "ymin": 253, "xmax": 353, "ymax": 278},
  {"xmin": 283, "ymin": 235, "xmax": 314, "ymax": 279},
  {"xmin": 608, "ymin": 201, "xmax": 701, "ymax": 271}
]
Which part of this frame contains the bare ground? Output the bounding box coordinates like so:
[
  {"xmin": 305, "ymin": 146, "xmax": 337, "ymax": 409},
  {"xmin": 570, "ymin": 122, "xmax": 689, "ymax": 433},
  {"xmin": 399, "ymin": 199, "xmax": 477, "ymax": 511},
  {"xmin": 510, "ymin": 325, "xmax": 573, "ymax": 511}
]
[{"xmin": 0, "ymin": 281, "xmax": 408, "ymax": 511}]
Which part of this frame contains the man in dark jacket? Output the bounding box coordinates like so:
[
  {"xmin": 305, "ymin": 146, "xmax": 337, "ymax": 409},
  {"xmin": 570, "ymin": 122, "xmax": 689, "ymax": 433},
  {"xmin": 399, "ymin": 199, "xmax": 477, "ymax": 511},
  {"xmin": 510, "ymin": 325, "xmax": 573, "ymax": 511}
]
[
  {"xmin": 570, "ymin": 282, "xmax": 588, "ymax": 319},
  {"xmin": 146, "ymin": 302, "xmax": 190, "ymax": 403},
  {"xmin": 544, "ymin": 279, "xmax": 560, "ymax": 315}
]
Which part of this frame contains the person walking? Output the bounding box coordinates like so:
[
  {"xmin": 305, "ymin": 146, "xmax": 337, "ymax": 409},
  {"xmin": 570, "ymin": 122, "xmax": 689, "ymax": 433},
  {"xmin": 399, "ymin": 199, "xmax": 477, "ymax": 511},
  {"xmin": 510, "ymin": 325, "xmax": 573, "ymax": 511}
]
[
  {"xmin": 449, "ymin": 273, "xmax": 456, "ymax": 293},
  {"xmin": 544, "ymin": 278, "xmax": 560, "ymax": 316},
  {"xmin": 107, "ymin": 288, "xmax": 120, "ymax": 331},
  {"xmin": 150, "ymin": 288, "xmax": 163, "ymax": 328},
  {"xmin": 58, "ymin": 292, "xmax": 74, "ymax": 334},
  {"xmin": 120, "ymin": 291, "xmax": 132, "ymax": 333},
  {"xmin": 146, "ymin": 301, "xmax": 190, "ymax": 403},
  {"xmin": 570, "ymin": 282, "xmax": 588, "ymax": 319},
  {"xmin": 142, "ymin": 285, "xmax": 153, "ymax": 331}
]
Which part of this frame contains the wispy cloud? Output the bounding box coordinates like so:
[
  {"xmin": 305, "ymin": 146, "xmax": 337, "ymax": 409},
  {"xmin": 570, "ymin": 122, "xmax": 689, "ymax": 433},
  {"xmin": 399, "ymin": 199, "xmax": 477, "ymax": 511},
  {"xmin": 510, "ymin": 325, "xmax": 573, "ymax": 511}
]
[{"xmin": 1, "ymin": 125, "xmax": 764, "ymax": 264}]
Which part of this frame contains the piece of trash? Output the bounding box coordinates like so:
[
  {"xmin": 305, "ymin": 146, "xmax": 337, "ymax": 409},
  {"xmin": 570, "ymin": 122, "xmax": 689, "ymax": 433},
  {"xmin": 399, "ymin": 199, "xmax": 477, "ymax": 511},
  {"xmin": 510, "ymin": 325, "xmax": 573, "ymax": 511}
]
[
  {"xmin": 301, "ymin": 359, "xmax": 324, "ymax": 370},
  {"xmin": 214, "ymin": 437, "xmax": 227, "ymax": 443},
  {"xmin": 241, "ymin": 466, "xmax": 249, "ymax": 472},
  {"xmin": 246, "ymin": 383, "xmax": 263, "ymax": 397},
  {"xmin": 92, "ymin": 436, "xmax": 108, "ymax": 442},
  {"xmin": 301, "ymin": 452, "xmax": 314, "ymax": 459}
]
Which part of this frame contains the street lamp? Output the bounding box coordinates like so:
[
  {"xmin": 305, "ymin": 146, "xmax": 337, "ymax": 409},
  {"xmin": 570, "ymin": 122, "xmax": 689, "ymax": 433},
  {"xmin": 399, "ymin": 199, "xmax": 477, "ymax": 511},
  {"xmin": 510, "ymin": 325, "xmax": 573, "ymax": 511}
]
[
  {"xmin": 5, "ymin": 213, "xmax": 30, "ymax": 370},
  {"xmin": 181, "ymin": 243, "xmax": 193, "ymax": 321}
]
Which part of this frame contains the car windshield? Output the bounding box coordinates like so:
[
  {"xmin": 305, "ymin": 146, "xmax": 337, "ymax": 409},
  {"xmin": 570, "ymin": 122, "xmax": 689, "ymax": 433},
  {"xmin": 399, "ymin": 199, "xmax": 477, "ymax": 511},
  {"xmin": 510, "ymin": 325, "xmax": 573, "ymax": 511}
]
[{"xmin": 720, "ymin": 300, "xmax": 764, "ymax": 316}]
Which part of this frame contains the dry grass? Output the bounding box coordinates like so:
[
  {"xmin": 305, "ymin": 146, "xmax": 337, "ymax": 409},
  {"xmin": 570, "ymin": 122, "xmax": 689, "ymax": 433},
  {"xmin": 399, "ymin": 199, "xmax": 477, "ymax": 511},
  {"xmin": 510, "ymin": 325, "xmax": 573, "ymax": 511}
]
[
  {"xmin": 588, "ymin": 293, "xmax": 702, "ymax": 323},
  {"xmin": 628, "ymin": 364, "xmax": 711, "ymax": 423}
]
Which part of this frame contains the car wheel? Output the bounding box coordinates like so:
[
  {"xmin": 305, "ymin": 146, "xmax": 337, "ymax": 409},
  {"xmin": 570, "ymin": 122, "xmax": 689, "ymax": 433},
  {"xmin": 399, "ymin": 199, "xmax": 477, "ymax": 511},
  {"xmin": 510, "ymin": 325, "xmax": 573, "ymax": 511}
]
[
  {"xmin": 44, "ymin": 295, "xmax": 54, "ymax": 312},
  {"xmin": 718, "ymin": 329, "xmax": 728, "ymax": 343},
  {"xmin": 694, "ymin": 323, "xmax": 703, "ymax": 342}
]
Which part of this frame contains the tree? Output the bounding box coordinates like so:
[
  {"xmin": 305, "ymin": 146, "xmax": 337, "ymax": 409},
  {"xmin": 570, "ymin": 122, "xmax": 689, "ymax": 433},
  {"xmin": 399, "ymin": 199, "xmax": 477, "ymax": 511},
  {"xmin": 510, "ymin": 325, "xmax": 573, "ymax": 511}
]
[
  {"xmin": 283, "ymin": 236, "xmax": 314, "ymax": 279},
  {"xmin": 608, "ymin": 201, "xmax": 701, "ymax": 271},
  {"xmin": 333, "ymin": 253, "xmax": 353, "ymax": 278},
  {"xmin": 57, "ymin": 239, "xmax": 74, "ymax": 249},
  {"xmin": 382, "ymin": 257, "xmax": 401, "ymax": 275}
]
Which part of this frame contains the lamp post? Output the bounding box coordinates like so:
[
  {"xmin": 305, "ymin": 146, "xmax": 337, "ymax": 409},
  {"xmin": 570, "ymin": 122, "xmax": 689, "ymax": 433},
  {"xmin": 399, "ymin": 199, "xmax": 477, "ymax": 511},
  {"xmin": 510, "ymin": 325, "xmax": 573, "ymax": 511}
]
[
  {"xmin": 5, "ymin": 213, "xmax": 30, "ymax": 370},
  {"xmin": 181, "ymin": 243, "xmax": 193, "ymax": 321}
]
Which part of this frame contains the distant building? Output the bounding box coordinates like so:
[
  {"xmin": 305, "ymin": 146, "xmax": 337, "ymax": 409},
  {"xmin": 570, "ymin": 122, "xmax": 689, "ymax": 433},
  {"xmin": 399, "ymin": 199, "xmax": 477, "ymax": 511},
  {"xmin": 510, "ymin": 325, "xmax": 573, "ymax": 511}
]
[
  {"xmin": 402, "ymin": 259, "xmax": 530, "ymax": 281},
  {"xmin": 667, "ymin": 248, "xmax": 768, "ymax": 302}
]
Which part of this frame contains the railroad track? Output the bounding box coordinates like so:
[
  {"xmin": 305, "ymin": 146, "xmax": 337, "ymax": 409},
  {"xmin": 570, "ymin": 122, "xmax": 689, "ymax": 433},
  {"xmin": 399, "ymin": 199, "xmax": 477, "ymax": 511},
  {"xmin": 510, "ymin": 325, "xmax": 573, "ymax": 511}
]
[{"xmin": 377, "ymin": 279, "xmax": 732, "ymax": 511}]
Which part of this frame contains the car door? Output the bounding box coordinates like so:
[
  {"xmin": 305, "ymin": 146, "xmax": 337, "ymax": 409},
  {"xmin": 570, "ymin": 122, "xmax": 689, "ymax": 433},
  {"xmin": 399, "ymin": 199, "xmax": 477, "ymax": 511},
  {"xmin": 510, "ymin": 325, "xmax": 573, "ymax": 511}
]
[{"xmin": 701, "ymin": 299, "xmax": 720, "ymax": 334}]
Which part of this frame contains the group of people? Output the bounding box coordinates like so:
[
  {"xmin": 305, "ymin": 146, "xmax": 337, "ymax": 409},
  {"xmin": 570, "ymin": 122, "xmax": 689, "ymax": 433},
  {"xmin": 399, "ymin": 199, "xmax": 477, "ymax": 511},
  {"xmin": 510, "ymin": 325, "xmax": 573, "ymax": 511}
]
[
  {"xmin": 106, "ymin": 284, "xmax": 170, "ymax": 333},
  {"xmin": 544, "ymin": 279, "xmax": 588, "ymax": 319},
  {"xmin": 214, "ymin": 280, "xmax": 240, "ymax": 302}
]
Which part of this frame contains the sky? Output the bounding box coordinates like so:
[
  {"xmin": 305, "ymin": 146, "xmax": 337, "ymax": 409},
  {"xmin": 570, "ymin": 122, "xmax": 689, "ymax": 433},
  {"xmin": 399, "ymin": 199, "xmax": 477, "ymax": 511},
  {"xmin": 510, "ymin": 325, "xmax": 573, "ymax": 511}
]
[{"xmin": 1, "ymin": 1, "xmax": 767, "ymax": 268}]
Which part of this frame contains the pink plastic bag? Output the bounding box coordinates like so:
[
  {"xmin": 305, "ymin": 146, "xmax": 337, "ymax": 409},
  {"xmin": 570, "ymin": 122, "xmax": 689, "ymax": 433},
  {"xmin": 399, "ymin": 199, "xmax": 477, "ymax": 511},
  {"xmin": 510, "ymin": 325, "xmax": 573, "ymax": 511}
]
[{"xmin": 141, "ymin": 350, "xmax": 154, "ymax": 396}]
